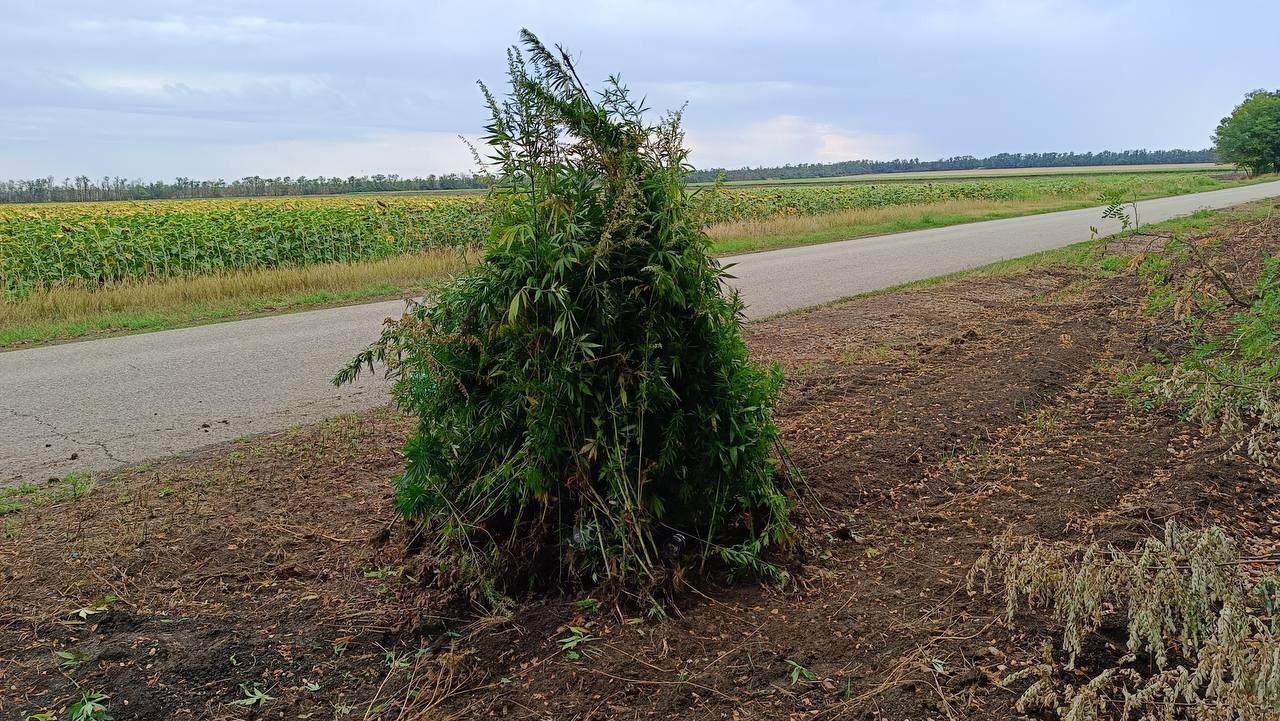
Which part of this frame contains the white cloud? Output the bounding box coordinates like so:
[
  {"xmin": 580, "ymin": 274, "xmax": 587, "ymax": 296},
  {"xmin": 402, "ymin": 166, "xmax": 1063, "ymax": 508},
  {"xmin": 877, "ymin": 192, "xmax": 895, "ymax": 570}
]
[
  {"xmin": 72, "ymin": 15, "xmax": 308, "ymax": 43},
  {"xmin": 213, "ymin": 132, "xmax": 482, "ymax": 178},
  {"xmin": 70, "ymin": 71, "xmax": 329, "ymax": 98},
  {"xmin": 646, "ymin": 80, "xmax": 813, "ymax": 104},
  {"xmin": 685, "ymin": 115, "xmax": 924, "ymax": 169}
]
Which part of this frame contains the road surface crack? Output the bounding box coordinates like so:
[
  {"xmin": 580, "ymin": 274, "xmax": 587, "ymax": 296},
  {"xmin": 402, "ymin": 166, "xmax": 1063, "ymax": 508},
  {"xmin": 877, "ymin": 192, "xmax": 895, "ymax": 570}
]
[{"xmin": 6, "ymin": 407, "xmax": 125, "ymax": 466}]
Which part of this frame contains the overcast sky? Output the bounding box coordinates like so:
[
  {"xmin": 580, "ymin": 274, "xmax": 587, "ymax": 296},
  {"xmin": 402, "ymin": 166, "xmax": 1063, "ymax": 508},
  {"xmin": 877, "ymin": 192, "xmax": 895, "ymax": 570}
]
[{"xmin": 2, "ymin": 1, "xmax": 1276, "ymax": 180}]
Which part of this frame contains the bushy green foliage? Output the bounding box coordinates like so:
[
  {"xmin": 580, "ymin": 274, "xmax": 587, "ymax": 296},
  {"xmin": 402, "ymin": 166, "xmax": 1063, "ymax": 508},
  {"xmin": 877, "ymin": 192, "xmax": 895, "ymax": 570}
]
[
  {"xmin": 971, "ymin": 523, "xmax": 1280, "ymax": 721},
  {"xmin": 1213, "ymin": 89, "xmax": 1280, "ymax": 177},
  {"xmin": 336, "ymin": 31, "xmax": 792, "ymax": 605}
]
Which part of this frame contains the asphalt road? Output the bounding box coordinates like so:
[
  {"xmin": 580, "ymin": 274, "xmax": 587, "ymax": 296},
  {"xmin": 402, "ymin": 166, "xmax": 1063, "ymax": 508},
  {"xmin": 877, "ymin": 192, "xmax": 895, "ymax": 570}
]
[{"xmin": 4, "ymin": 180, "xmax": 1280, "ymax": 487}]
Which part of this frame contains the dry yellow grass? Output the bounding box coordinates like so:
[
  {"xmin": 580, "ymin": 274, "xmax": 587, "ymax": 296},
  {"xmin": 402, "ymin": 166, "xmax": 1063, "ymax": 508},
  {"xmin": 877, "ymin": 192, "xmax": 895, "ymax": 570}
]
[
  {"xmin": 705, "ymin": 197, "xmax": 1065, "ymax": 243},
  {"xmin": 1, "ymin": 249, "xmax": 472, "ymax": 330}
]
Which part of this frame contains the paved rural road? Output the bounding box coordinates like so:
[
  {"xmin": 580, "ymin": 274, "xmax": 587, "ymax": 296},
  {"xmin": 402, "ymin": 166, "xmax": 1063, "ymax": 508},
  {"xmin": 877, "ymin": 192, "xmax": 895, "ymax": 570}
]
[{"xmin": 4, "ymin": 181, "xmax": 1280, "ymax": 487}]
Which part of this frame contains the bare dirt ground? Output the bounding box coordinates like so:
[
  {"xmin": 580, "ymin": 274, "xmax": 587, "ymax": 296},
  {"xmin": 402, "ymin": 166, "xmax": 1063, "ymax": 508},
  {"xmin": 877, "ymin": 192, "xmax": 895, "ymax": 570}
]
[{"xmin": 2, "ymin": 212, "xmax": 1277, "ymax": 720}]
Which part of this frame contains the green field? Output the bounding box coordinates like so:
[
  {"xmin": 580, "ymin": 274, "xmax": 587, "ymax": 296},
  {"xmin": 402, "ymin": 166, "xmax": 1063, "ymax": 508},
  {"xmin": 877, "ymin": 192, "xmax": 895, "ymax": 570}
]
[{"xmin": 696, "ymin": 162, "xmax": 1234, "ymax": 188}]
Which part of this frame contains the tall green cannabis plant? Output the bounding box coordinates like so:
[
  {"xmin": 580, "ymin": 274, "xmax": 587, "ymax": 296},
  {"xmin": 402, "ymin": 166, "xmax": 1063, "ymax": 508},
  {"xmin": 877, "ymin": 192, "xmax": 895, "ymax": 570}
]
[{"xmin": 336, "ymin": 31, "xmax": 791, "ymax": 605}]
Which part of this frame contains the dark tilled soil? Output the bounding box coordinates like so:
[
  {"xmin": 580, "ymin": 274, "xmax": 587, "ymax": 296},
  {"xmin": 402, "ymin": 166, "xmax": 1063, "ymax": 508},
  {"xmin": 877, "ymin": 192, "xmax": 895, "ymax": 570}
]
[{"xmin": 2, "ymin": 218, "xmax": 1277, "ymax": 720}]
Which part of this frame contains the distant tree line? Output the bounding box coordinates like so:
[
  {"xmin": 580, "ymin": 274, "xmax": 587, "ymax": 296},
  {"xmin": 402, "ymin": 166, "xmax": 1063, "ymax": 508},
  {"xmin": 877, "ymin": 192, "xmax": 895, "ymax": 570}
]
[
  {"xmin": 685, "ymin": 148, "xmax": 1218, "ymax": 183},
  {"xmin": 0, "ymin": 173, "xmax": 487, "ymax": 204}
]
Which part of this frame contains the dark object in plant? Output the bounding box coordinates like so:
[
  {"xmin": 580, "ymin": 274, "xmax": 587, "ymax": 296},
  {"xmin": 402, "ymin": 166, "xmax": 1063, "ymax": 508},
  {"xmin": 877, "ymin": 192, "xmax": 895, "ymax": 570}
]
[
  {"xmin": 336, "ymin": 31, "xmax": 792, "ymax": 606},
  {"xmin": 660, "ymin": 532, "xmax": 688, "ymax": 566}
]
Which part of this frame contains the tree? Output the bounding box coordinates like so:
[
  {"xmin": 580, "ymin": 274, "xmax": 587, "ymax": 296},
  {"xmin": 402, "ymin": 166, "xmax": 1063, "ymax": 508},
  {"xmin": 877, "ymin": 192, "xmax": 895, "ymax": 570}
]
[
  {"xmin": 336, "ymin": 31, "xmax": 793, "ymax": 608},
  {"xmin": 1213, "ymin": 89, "xmax": 1280, "ymax": 176}
]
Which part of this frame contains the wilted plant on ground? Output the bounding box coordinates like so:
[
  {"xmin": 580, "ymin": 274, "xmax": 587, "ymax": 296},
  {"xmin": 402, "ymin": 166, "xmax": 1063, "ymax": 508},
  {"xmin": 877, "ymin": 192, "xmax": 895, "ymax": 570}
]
[
  {"xmin": 1122, "ymin": 218, "xmax": 1280, "ymax": 467},
  {"xmin": 1148, "ymin": 254, "xmax": 1279, "ymax": 466},
  {"xmin": 970, "ymin": 523, "xmax": 1280, "ymax": 720},
  {"xmin": 337, "ymin": 31, "xmax": 792, "ymax": 607}
]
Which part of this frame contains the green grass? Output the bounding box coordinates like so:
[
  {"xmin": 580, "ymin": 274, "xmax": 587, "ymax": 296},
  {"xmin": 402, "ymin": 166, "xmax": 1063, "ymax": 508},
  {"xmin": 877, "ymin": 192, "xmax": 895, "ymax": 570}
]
[
  {"xmin": 1, "ymin": 473, "xmax": 94, "ymax": 515},
  {"xmin": 0, "ymin": 282, "xmax": 413, "ymax": 349}
]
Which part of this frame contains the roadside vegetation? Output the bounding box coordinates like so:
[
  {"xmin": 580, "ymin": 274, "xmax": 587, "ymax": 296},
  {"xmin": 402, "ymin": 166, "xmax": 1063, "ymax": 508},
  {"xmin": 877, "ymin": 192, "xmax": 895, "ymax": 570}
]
[
  {"xmin": 973, "ymin": 523, "xmax": 1279, "ymax": 721},
  {"xmin": 1125, "ymin": 215, "xmax": 1280, "ymax": 467},
  {"xmin": 335, "ymin": 32, "xmax": 792, "ymax": 609},
  {"xmin": 701, "ymin": 162, "xmax": 1228, "ymax": 187},
  {"xmin": 1, "ymin": 169, "xmax": 1241, "ymax": 298}
]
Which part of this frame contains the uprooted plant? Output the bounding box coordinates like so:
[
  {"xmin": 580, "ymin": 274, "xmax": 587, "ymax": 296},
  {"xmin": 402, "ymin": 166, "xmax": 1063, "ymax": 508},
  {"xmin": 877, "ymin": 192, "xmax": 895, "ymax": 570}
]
[
  {"xmin": 336, "ymin": 31, "xmax": 792, "ymax": 608},
  {"xmin": 970, "ymin": 522, "xmax": 1280, "ymax": 721}
]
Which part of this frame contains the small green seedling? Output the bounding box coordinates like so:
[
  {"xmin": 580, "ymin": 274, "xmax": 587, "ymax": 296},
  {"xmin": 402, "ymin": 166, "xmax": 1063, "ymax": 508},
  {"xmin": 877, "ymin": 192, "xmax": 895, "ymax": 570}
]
[
  {"xmin": 56, "ymin": 649, "xmax": 90, "ymax": 668},
  {"xmin": 72, "ymin": 595, "xmax": 116, "ymax": 620},
  {"xmin": 786, "ymin": 659, "xmax": 817, "ymax": 685},
  {"xmin": 231, "ymin": 683, "xmax": 274, "ymax": 707},
  {"xmin": 69, "ymin": 690, "xmax": 112, "ymax": 721},
  {"xmin": 382, "ymin": 649, "xmax": 410, "ymax": 671},
  {"xmin": 556, "ymin": 626, "xmax": 598, "ymax": 660}
]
